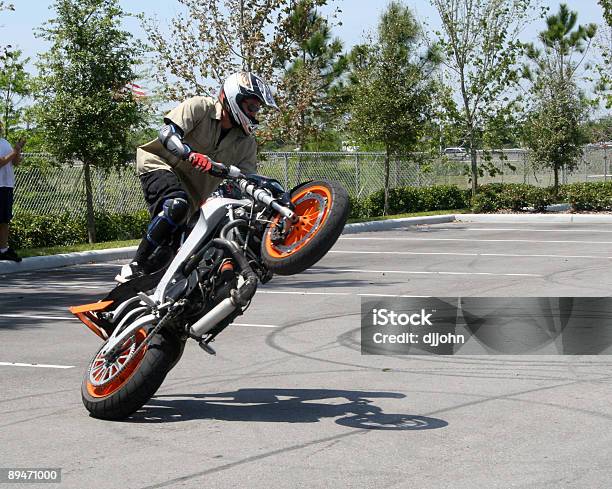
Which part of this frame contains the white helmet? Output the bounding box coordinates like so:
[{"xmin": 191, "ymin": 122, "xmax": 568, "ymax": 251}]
[{"xmin": 219, "ymin": 72, "xmax": 279, "ymax": 135}]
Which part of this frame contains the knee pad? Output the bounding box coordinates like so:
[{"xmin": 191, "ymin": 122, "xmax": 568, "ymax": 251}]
[
  {"xmin": 162, "ymin": 197, "xmax": 190, "ymax": 227},
  {"xmin": 146, "ymin": 197, "xmax": 189, "ymax": 247}
]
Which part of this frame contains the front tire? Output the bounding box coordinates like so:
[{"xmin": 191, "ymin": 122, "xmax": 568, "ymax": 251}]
[
  {"xmin": 261, "ymin": 180, "xmax": 349, "ymax": 276},
  {"xmin": 81, "ymin": 329, "xmax": 182, "ymax": 420}
]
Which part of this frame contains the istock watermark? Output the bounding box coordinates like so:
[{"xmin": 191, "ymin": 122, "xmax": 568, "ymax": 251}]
[
  {"xmin": 372, "ymin": 308, "xmax": 433, "ymax": 326},
  {"xmin": 361, "ymin": 297, "xmax": 612, "ymax": 355}
]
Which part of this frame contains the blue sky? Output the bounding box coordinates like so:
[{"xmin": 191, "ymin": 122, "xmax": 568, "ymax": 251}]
[{"xmin": 2, "ymin": 0, "xmax": 605, "ymax": 68}]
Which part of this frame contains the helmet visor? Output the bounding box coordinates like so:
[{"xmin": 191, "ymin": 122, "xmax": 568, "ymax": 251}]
[{"xmin": 254, "ymin": 76, "xmax": 278, "ymax": 110}]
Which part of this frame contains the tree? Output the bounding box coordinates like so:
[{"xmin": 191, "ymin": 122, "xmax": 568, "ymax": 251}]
[
  {"xmin": 523, "ymin": 4, "xmax": 596, "ymax": 192},
  {"xmin": 34, "ymin": 0, "xmax": 147, "ymax": 243},
  {"xmin": 346, "ymin": 1, "xmax": 440, "ymax": 215},
  {"xmin": 602, "ymin": 0, "xmax": 612, "ymax": 26},
  {"xmin": 142, "ymin": 0, "xmax": 344, "ymax": 145},
  {"xmin": 272, "ymin": 0, "xmax": 346, "ymax": 150},
  {"xmin": 524, "ymin": 4, "xmax": 597, "ymax": 89},
  {"xmin": 523, "ymin": 78, "xmax": 589, "ymax": 191},
  {"xmin": 596, "ymin": 1, "xmax": 612, "ymax": 107},
  {"xmin": 141, "ymin": 0, "xmax": 296, "ymax": 101},
  {"xmin": 0, "ymin": 1, "xmax": 14, "ymax": 58},
  {"xmin": 0, "ymin": 49, "xmax": 31, "ymax": 138},
  {"xmin": 431, "ymin": 0, "xmax": 532, "ymax": 196},
  {"xmin": 585, "ymin": 115, "xmax": 612, "ymax": 143}
]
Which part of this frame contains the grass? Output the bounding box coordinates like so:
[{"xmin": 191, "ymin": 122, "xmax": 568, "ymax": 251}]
[
  {"xmin": 18, "ymin": 239, "xmax": 140, "ymax": 258},
  {"xmin": 16, "ymin": 209, "xmax": 470, "ymax": 257}
]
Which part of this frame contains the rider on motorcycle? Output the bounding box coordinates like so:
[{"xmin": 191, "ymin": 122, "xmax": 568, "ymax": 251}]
[{"xmin": 117, "ymin": 71, "xmax": 279, "ymax": 283}]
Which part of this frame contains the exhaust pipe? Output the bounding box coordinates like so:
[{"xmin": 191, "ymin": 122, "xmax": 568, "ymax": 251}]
[
  {"xmin": 188, "ymin": 238, "xmax": 259, "ymax": 338},
  {"xmin": 190, "ymin": 297, "xmax": 237, "ymax": 337}
]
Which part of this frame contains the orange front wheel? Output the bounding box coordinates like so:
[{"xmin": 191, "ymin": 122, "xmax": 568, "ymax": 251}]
[{"xmin": 261, "ymin": 180, "xmax": 349, "ymax": 276}]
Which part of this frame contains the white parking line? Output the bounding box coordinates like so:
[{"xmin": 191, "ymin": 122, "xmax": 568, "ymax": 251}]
[
  {"xmin": 329, "ymin": 250, "xmax": 612, "ymax": 260},
  {"xmin": 0, "ymin": 362, "xmax": 74, "ymax": 369},
  {"xmin": 259, "ymin": 291, "xmax": 429, "ymax": 297},
  {"xmin": 309, "ymin": 268, "xmax": 540, "ymax": 277},
  {"xmin": 3, "ymin": 284, "xmax": 107, "ymax": 290},
  {"xmin": 0, "ymin": 314, "xmax": 72, "ymax": 320},
  {"xmin": 231, "ymin": 323, "xmax": 278, "ymax": 328},
  {"xmin": 339, "ymin": 237, "xmax": 612, "ymax": 245},
  {"xmin": 260, "ymin": 290, "xmax": 352, "ymax": 296},
  {"xmin": 359, "ymin": 293, "xmax": 430, "ymax": 297},
  {"xmin": 461, "ymin": 227, "xmax": 612, "ymax": 234}
]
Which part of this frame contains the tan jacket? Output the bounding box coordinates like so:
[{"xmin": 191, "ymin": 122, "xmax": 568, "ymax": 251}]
[{"xmin": 137, "ymin": 96, "xmax": 257, "ymax": 211}]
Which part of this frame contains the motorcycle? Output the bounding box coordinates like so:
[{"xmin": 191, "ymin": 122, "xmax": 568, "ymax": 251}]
[{"xmin": 69, "ymin": 160, "xmax": 350, "ymax": 420}]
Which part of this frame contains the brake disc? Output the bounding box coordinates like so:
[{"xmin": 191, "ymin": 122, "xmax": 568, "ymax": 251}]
[{"xmin": 274, "ymin": 191, "xmax": 327, "ymax": 254}]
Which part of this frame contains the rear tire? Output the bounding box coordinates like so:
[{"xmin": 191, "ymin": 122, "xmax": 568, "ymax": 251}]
[
  {"xmin": 261, "ymin": 180, "xmax": 349, "ymax": 276},
  {"xmin": 81, "ymin": 330, "xmax": 182, "ymax": 420}
]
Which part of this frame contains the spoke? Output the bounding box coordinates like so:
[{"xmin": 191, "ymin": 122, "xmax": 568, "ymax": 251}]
[
  {"xmin": 91, "ymin": 364, "xmax": 104, "ymax": 374},
  {"xmin": 304, "ymin": 204, "xmax": 319, "ymax": 215},
  {"xmin": 97, "ymin": 367, "xmax": 109, "ymax": 382},
  {"xmin": 91, "ymin": 369, "xmax": 103, "ymax": 381},
  {"xmin": 91, "ymin": 362, "xmax": 104, "ymax": 371}
]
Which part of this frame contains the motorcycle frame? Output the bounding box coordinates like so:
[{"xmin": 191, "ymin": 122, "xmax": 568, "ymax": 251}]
[
  {"xmin": 100, "ymin": 196, "xmax": 252, "ymax": 356},
  {"xmin": 153, "ymin": 196, "xmax": 251, "ymax": 304}
]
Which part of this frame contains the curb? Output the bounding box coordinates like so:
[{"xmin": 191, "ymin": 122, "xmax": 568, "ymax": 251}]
[
  {"xmin": 341, "ymin": 214, "xmax": 456, "ymax": 234},
  {"xmin": 0, "ymin": 246, "xmax": 137, "ymax": 275}
]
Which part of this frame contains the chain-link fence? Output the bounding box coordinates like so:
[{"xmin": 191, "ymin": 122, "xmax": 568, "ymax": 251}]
[
  {"xmin": 445, "ymin": 146, "xmax": 612, "ymax": 187},
  {"xmin": 13, "ymin": 148, "xmax": 612, "ymax": 215},
  {"xmin": 14, "ymin": 153, "xmax": 144, "ymax": 215},
  {"xmin": 258, "ymin": 152, "xmax": 440, "ymax": 199}
]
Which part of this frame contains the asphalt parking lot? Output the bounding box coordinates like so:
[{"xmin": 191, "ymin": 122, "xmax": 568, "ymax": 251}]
[{"xmin": 2, "ymin": 220, "xmax": 612, "ymax": 489}]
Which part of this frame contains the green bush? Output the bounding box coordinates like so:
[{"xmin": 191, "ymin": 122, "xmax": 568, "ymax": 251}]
[
  {"xmin": 388, "ymin": 187, "xmax": 424, "ymax": 214},
  {"xmin": 470, "ymin": 191, "xmax": 499, "ymax": 213},
  {"xmin": 350, "ymin": 184, "xmax": 469, "ymax": 219},
  {"xmin": 558, "ymin": 182, "xmax": 612, "ymax": 211},
  {"xmin": 470, "ymin": 183, "xmax": 554, "ymax": 213},
  {"xmin": 422, "ymin": 185, "xmax": 471, "ymax": 211},
  {"xmin": 527, "ymin": 186, "xmax": 555, "ymax": 212},
  {"xmin": 9, "ymin": 212, "xmax": 86, "ymax": 249},
  {"xmin": 94, "ymin": 210, "xmax": 149, "ymax": 242},
  {"xmin": 348, "ymin": 196, "xmax": 365, "ymax": 220},
  {"xmin": 9, "ymin": 210, "xmax": 149, "ymax": 250}
]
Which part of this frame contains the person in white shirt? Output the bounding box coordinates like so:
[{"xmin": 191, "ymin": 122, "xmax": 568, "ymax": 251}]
[{"xmin": 0, "ymin": 125, "xmax": 25, "ymax": 262}]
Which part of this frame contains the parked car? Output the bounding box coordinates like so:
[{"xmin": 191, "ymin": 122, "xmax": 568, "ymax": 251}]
[{"xmin": 443, "ymin": 147, "xmax": 468, "ymax": 158}]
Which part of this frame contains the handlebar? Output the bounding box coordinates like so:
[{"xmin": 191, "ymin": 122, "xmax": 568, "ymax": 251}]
[
  {"xmin": 208, "ymin": 159, "xmax": 297, "ymax": 222},
  {"xmin": 209, "ymin": 160, "xmax": 244, "ymax": 179}
]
